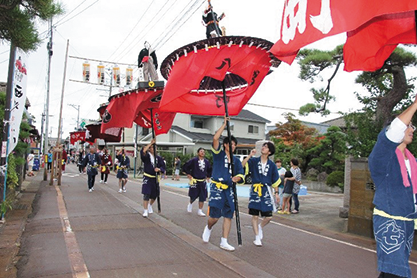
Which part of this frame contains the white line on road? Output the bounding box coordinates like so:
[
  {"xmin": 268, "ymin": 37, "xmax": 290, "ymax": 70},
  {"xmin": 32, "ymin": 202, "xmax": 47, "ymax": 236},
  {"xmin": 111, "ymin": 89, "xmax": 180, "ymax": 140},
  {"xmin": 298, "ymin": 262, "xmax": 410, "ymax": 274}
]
[{"xmin": 164, "ymin": 188, "xmax": 417, "ymax": 266}]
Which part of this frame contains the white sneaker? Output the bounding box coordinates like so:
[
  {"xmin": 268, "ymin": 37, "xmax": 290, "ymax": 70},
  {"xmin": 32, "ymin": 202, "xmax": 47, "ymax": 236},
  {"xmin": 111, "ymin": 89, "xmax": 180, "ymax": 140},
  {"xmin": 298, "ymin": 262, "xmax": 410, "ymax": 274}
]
[
  {"xmin": 202, "ymin": 225, "xmax": 212, "ymax": 243},
  {"xmin": 104, "ymin": 181, "xmax": 107, "ymax": 184},
  {"xmin": 89, "ymin": 189, "xmax": 92, "ymax": 193},
  {"xmin": 220, "ymin": 238, "xmax": 235, "ymax": 251},
  {"xmin": 258, "ymin": 224, "xmax": 263, "ymax": 240},
  {"xmin": 253, "ymin": 235, "xmax": 262, "ymax": 247},
  {"xmin": 123, "ymin": 188, "xmax": 126, "ymax": 193},
  {"xmin": 100, "ymin": 180, "xmax": 103, "ymax": 184},
  {"xmin": 118, "ymin": 189, "xmax": 122, "ymax": 193},
  {"xmin": 198, "ymin": 209, "xmax": 206, "ymax": 217},
  {"xmin": 143, "ymin": 210, "xmax": 148, "ymax": 218},
  {"xmin": 187, "ymin": 203, "xmax": 192, "ymax": 213},
  {"xmin": 148, "ymin": 204, "xmax": 153, "ymax": 214},
  {"xmin": 92, "ymin": 187, "xmax": 94, "ymax": 191}
]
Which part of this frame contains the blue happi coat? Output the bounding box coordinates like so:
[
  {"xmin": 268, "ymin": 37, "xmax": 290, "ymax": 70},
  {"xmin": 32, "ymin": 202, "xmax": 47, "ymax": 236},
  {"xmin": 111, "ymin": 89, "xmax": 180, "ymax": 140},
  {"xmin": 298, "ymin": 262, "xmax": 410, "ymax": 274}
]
[
  {"xmin": 208, "ymin": 145, "xmax": 244, "ymax": 212},
  {"xmin": 247, "ymin": 157, "xmax": 280, "ymax": 212},
  {"xmin": 140, "ymin": 148, "xmax": 165, "ymax": 195},
  {"xmin": 369, "ymin": 127, "xmax": 417, "ymax": 278}
]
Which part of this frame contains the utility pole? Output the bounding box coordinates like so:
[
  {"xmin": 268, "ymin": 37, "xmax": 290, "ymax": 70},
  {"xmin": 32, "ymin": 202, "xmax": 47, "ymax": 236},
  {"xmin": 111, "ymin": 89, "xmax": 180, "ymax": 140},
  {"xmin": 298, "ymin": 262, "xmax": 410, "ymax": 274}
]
[
  {"xmin": 67, "ymin": 104, "xmax": 80, "ymax": 129},
  {"xmin": 43, "ymin": 17, "xmax": 53, "ymax": 181}
]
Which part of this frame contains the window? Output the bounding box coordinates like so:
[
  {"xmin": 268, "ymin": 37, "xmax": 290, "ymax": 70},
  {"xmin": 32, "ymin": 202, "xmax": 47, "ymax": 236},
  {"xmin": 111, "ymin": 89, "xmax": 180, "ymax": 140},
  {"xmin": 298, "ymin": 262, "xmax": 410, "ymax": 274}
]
[
  {"xmin": 191, "ymin": 116, "xmax": 205, "ymax": 129},
  {"xmin": 142, "ymin": 128, "xmax": 149, "ymax": 136},
  {"xmin": 248, "ymin": 125, "xmax": 259, "ymax": 134},
  {"xmin": 229, "ymin": 121, "xmax": 234, "ymax": 131}
]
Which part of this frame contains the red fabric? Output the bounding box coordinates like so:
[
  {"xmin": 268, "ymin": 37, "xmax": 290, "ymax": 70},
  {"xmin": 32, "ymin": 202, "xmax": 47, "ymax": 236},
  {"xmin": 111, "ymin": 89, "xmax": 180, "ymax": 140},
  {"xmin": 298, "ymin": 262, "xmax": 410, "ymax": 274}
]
[
  {"xmin": 271, "ymin": 0, "xmax": 417, "ymax": 64},
  {"xmin": 100, "ymin": 89, "xmax": 161, "ymax": 133},
  {"xmin": 70, "ymin": 131, "xmax": 86, "ymax": 145},
  {"xmin": 159, "ymin": 44, "xmax": 271, "ymax": 116},
  {"xmin": 101, "ymin": 89, "xmax": 174, "ymax": 136},
  {"xmin": 86, "ymin": 124, "xmax": 122, "ymax": 143},
  {"xmin": 142, "ymin": 56, "xmax": 149, "ymax": 63},
  {"xmin": 343, "ymin": 11, "xmax": 417, "ymax": 72},
  {"xmin": 134, "ymin": 109, "xmax": 176, "ymax": 136}
]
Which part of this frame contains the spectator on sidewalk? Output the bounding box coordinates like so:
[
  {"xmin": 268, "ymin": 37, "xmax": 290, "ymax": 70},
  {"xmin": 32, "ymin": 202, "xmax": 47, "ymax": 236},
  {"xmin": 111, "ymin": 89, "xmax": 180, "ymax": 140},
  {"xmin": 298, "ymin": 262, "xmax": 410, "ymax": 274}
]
[
  {"xmin": 275, "ymin": 159, "xmax": 286, "ymax": 210},
  {"xmin": 242, "ymin": 142, "xmax": 280, "ymax": 247},
  {"xmin": 82, "ymin": 147, "xmax": 101, "ymax": 193},
  {"xmin": 47, "ymin": 149, "xmax": 53, "ymax": 172},
  {"xmin": 201, "ymin": 116, "xmax": 244, "ymax": 252},
  {"xmin": 27, "ymin": 150, "xmax": 35, "ymax": 177},
  {"xmin": 140, "ymin": 138, "xmax": 165, "ymax": 217},
  {"xmin": 172, "ymin": 156, "xmax": 181, "ymax": 181},
  {"xmin": 369, "ymin": 98, "xmax": 417, "ymax": 278},
  {"xmin": 279, "ymin": 170, "xmax": 294, "ymax": 215},
  {"xmin": 78, "ymin": 149, "xmax": 86, "ymax": 174},
  {"xmin": 288, "ymin": 158, "xmax": 301, "ymax": 214},
  {"xmin": 183, "ymin": 148, "xmax": 212, "ymax": 217}
]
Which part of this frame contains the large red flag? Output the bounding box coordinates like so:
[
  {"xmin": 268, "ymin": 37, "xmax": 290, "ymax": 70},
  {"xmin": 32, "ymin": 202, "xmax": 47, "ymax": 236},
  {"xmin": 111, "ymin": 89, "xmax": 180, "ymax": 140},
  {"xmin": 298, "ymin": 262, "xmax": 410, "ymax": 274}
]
[
  {"xmin": 69, "ymin": 131, "xmax": 85, "ymax": 145},
  {"xmin": 86, "ymin": 123, "xmax": 122, "ymax": 143},
  {"xmin": 271, "ymin": 0, "xmax": 417, "ymax": 64},
  {"xmin": 343, "ymin": 11, "xmax": 417, "ymax": 72}
]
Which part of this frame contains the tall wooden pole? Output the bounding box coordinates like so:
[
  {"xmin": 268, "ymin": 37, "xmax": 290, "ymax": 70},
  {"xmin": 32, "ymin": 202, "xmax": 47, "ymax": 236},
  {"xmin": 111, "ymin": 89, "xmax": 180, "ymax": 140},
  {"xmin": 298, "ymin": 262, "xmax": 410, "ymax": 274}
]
[
  {"xmin": 222, "ymin": 80, "xmax": 242, "ymax": 246},
  {"xmin": 44, "ymin": 18, "xmax": 53, "ymax": 181},
  {"xmin": 150, "ymin": 109, "xmax": 161, "ymax": 213}
]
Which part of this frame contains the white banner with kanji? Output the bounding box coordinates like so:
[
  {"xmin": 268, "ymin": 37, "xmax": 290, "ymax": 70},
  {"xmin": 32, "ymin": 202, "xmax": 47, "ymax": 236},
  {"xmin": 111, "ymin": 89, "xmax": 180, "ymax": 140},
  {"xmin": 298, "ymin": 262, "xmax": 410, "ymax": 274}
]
[{"xmin": 8, "ymin": 48, "xmax": 28, "ymax": 155}]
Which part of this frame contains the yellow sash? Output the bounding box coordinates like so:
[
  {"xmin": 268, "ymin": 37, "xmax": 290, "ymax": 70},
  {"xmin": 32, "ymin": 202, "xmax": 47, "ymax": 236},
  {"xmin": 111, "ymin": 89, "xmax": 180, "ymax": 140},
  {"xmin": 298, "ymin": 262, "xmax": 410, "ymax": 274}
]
[
  {"xmin": 190, "ymin": 178, "xmax": 206, "ymax": 185},
  {"xmin": 373, "ymin": 208, "xmax": 417, "ymax": 230},
  {"xmin": 253, "ymin": 183, "xmax": 263, "ymax": 197},
  {"xmin": 212, "ymin": 180, "xmax": 228, "ymax": 190}
]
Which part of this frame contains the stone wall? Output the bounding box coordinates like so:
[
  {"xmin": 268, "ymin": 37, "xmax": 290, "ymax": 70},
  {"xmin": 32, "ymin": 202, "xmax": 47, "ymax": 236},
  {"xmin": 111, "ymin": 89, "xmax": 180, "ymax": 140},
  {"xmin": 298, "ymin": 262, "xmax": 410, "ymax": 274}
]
[{"xmin": 302, "ymin": 180, "xmax": 343, "ymax": 193}]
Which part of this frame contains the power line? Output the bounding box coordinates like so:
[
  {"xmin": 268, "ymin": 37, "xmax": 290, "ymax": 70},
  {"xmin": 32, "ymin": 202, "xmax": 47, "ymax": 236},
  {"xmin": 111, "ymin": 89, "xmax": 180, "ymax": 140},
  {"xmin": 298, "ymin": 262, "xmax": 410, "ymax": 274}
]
[
  {"xmin": 54, "ymin": 0, "xmax": 100, "ymax": 28},
  {"xmin": 246, "ymin": 102, "xmax": 341, "ymax": 114},
  {"xmin": 53, "ymin": 0, "xmax": 89, "ymax": 26},
  {"xmin": 112, "ymin": 0, "xmax": 172, "ymax": 62},
  {"xmin": 106, "ymin": 0, "xmax": 154, "ymax": 61}
]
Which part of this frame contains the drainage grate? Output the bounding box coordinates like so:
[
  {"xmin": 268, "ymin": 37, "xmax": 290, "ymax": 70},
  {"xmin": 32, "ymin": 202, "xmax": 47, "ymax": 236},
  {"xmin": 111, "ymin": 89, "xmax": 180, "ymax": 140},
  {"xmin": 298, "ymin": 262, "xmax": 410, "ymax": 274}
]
[{"xmin": 15, "ymin": 204, "xmax": 28, "ymax": 210}]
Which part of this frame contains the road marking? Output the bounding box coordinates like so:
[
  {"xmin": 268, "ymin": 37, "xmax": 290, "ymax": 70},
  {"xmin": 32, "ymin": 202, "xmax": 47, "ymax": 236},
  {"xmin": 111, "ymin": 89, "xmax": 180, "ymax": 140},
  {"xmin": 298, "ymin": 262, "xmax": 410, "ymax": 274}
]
[
  {"xmin": 62, "ymin": 173, "xmax": 80, "ymax": 178},
  {"xmin": 54, "ymin": 185, "xmax": 90, "ymax": 278},
  {"xmin": 164, "ymin": 188, "xmax": 417, "ymax": 266}
]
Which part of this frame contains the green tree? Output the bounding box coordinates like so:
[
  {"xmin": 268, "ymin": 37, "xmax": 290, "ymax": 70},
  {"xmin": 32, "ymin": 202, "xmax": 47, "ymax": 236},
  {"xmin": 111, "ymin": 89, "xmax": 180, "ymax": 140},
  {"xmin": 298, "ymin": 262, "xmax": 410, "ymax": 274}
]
[
  {"xmin": 269, "ymin": 113, "xmax": 322, "ymax": 172},
  {"xmin": 297, "ymin": 46, "xmax": 417, "ymax": 157},
  {"xmin": 0, "ymin": 0, "xmax": 62, "ymax": 51},
  {"xmin": 308, "ymin": 126, "xmax": 346, "ymax": 173}
]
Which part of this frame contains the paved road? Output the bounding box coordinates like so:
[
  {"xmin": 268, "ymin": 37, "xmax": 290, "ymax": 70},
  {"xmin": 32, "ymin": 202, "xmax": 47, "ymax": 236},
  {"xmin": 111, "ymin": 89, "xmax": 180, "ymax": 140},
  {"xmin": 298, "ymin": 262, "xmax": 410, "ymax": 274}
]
[{"xmin": 14, "ymin": 164, "xmax": 417, "ymax": 277}]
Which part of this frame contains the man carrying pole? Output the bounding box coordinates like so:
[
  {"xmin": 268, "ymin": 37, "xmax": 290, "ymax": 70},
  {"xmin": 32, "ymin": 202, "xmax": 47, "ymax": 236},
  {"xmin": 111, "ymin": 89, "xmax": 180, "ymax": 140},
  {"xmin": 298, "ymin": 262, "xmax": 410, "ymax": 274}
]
[{"xmin": 202, "ymin": 116, "xmax": 244, "ymax": 251}]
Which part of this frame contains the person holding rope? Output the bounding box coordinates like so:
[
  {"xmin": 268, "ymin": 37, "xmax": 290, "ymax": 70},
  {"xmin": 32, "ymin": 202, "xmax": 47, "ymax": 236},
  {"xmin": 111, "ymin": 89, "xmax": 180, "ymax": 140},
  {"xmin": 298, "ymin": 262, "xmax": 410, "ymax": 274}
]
[
  {"xmin": 183, "ymin": 147, "xmax": 212, "ymax": 216},
  {"xmin": 202, "ymin": 116, "xmax": 244, "ymax": 251},
  {"xmin": 242, "ymin": 142, "xmax": 280, "ymax": 247},
  {"xmin": 82, "ymin": 146, "xmax": 101, "ymax": 193},
  {"xmin": 140, "ymin": 138, "xmax": 165, "ymax": 218},
  {"xmin": 116, "ymin": 148, "xmax": 130, "ymax": 193}
]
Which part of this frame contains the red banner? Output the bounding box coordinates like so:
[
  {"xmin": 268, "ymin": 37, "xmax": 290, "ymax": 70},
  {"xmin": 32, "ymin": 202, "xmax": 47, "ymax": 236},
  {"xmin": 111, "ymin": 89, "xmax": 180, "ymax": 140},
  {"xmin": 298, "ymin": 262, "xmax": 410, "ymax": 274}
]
[
  {"xmin": 70, "ymin": 131, "xmax": 86, "ymax": 145},
  {"xmin": 86, "ymin": 123, "xmax": 122, "ymax": 143},
  {"xmin": 271, "ymin": 0, "xmax": 417, "ymax": 65},
  {"xmin": 133, "ymin": 108, "xmax": 176, "ymax": 136},
  {"xmin": 343, "ymin": 11, "xmax": 416, "ymax": 72}
]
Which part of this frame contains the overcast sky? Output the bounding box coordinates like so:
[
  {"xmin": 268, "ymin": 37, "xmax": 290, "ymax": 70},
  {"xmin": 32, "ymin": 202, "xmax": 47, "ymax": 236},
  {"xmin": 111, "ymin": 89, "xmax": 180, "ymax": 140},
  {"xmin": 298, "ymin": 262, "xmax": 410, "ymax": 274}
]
[{"xmin": 0, "ymin": 0, "xmax": 415, "ymax": 140}]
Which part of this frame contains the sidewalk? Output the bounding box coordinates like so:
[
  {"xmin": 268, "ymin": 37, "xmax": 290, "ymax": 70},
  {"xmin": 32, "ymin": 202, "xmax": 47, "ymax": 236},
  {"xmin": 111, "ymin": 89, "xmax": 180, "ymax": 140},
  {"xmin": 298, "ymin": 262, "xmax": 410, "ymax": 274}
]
[{"xmin": 0, "ymin": 171, "xmax": 43, "ymax": 277}]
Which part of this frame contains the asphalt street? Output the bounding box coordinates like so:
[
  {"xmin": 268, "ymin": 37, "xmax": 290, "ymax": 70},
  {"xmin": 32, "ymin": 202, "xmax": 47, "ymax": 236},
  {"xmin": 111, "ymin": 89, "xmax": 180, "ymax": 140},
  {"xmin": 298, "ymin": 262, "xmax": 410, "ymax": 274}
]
[{"xmin": 7, "ymin": 164, "xmax": 417, "ymax": 277}]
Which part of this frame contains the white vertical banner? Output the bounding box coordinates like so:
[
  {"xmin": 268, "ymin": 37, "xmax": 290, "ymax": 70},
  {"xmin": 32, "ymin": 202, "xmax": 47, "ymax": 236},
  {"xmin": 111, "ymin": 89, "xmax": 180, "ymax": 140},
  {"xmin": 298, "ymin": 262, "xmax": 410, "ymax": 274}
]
[{"xmin": 8, "ymin": 48, "xmax": 28, "ymax": 155}]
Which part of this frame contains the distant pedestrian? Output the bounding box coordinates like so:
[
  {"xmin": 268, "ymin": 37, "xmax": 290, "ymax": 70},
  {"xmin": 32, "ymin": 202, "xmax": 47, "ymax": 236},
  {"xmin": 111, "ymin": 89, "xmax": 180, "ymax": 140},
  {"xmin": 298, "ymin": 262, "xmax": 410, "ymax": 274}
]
[
  {"xmin": 47, "ymin": 149, "xmax": 53, "ymax": 172},
  {"xmin": 100, "ymin": 148, "xmax": 112, "ymax": 184},
  {"xmin": 62, "ymin": 148, "xmax": 67, "ymax": 172},
  {"xmin": 289, "ymin": 158, "xmax": 301, "ymax": 214},
  {"xmin": 182, "ymin": 148, "xmax": 212, "ymax": 216},
  {"xmin": 242, "ymin": 142, "xmax": 280, "ymax": 247},
  {"xmin": 116, "ymin": 148, "xmax": 130, "ymax": 193},
  {"xmin": 172, "ymin": 156, "xmax": 181, "ymax": 181},
  {"xmin": 279, "ymin": 171, "xmax": 294, "ymax": 215},
  {"xmin": 140, "ymin": 139, "xmax": 165, "ymax": 217},
  {"xmin": 27, "ymin": 150, "xmax": 35, "ymax": 177},
  {"xmin": 78, "ymin": 150, "xmax": 86, "ymax": 174},
  {"xmin": 275, "ymin": 159, "xmax": 286, "ymax": 210},
  {"xmin": 82, "ymin": 147, "xmax": 101, "ymax": 192}
]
